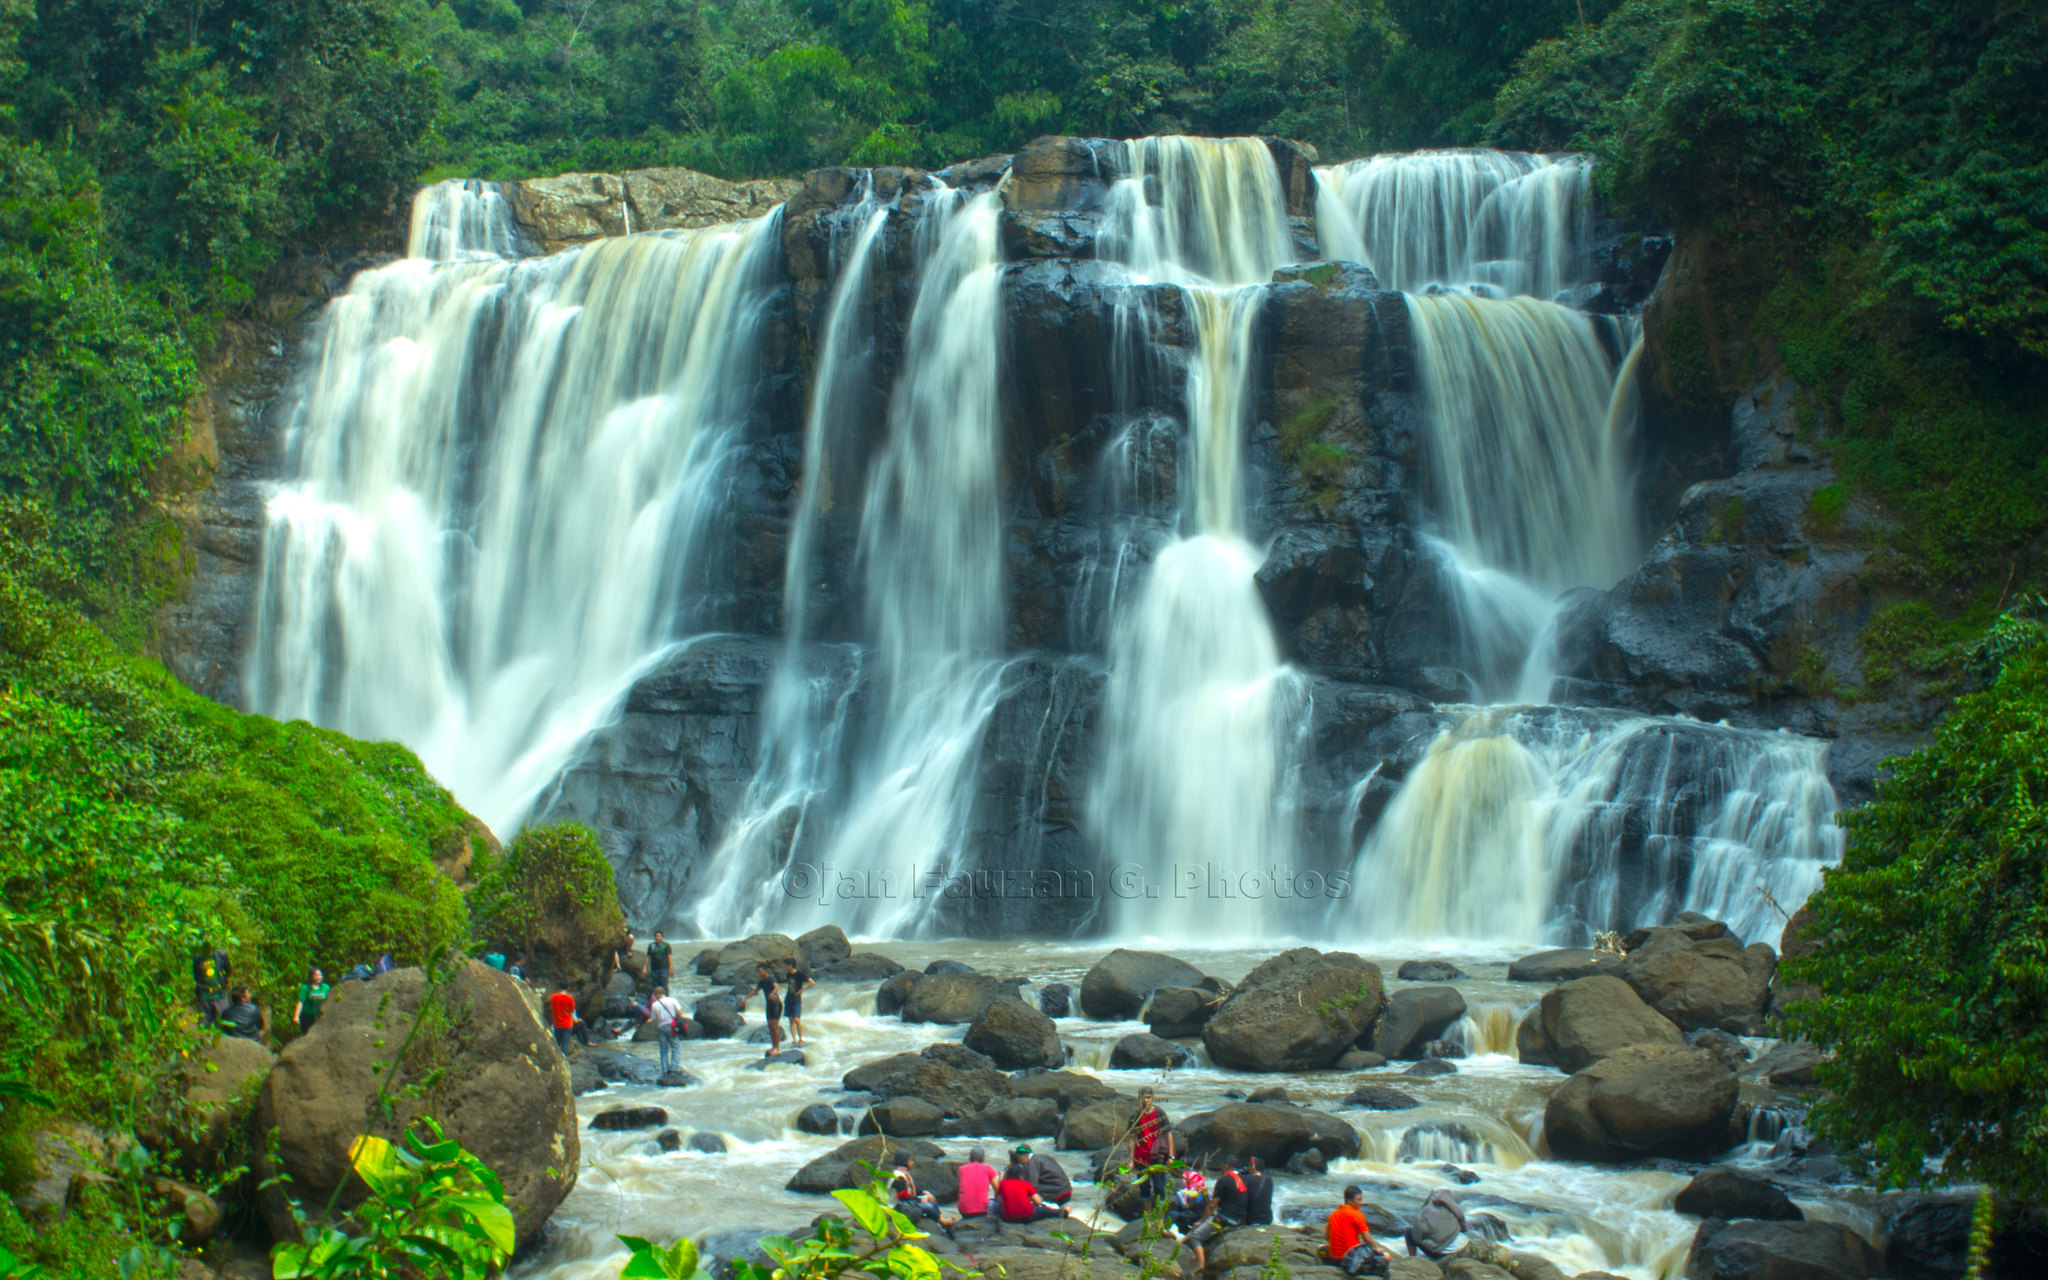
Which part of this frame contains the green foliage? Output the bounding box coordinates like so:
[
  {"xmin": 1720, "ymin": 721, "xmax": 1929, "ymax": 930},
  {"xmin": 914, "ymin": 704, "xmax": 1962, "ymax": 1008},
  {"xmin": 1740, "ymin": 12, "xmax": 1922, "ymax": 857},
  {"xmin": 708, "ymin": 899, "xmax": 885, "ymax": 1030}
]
[
  {"xmin": 271, "ymin": 1119, "xmax": 516, "ymax": 1280},
  {"xmin": 1786, "ymin": 640, "xmax": 2048, "ymax": 1200},
  {"xmin": 618, "ymin": 1234, "xmax": 711, "ymax": 1280},
  {"xmin": 469, "ymin": 821, "xmax": 624, "ymax": 961},
  {"xmin": 0, "ymin": 501, "xmax": 473, "ymax": 1122},
  {"xmin": 723, "ymin": 1183, "xmax": 970, "ymax": 1280}
]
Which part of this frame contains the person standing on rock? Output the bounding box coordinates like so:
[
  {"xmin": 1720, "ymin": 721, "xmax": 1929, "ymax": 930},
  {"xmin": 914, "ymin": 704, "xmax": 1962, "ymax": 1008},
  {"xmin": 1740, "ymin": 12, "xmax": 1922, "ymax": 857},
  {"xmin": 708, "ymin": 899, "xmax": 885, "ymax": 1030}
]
[
  {"xmin": 548, "ymin": 982, "xmax": 585, "ymax": 1053},
  {"xmin": 742, "ymin": 962, "xmax": 784, "ymax": 1057},
  {"xmin": 292, "ymin": 968, "xmax": 330, "ymax": 1035},
  {"xmin": 649, "ymin": 987, "xmax": 686, "ymax": 1074},
  {"xmin": 1132, "ymin": 1087, "xmax": 1165, "ymax": 1200},
  {"xmin": 1327, "ymin": 1185, "xmax": 1390, "ymax": 1277},
  {"xmin": 956, "ymin": 1147, "xmax": 999, "ymax": 1219},
  {"xmin": 1015, "ymin": 1144, "xmax": 1071, "ymax": 1207},
  {"xmin": 647, "ymin": 931, "xmax": 673, "ymax": 990},
  {"xmin": 784, "ymin": 961, "xmax": 813, "ymax": 1047}
]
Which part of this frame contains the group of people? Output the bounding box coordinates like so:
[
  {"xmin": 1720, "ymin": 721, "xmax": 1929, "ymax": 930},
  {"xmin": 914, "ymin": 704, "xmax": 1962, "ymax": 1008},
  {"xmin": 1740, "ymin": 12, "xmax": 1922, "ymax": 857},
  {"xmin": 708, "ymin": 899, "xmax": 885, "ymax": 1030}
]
[
  {"xmin": 737, "ymin": 958, "xmax": 813, "ymax": 1057},
  {"xmin": 892, "ymin": 1143, "xmax": 1075, "ymax": 1235},
  {"xmin": 192, "ymin": 948, "xmax": 387, "ymax": 1043}
]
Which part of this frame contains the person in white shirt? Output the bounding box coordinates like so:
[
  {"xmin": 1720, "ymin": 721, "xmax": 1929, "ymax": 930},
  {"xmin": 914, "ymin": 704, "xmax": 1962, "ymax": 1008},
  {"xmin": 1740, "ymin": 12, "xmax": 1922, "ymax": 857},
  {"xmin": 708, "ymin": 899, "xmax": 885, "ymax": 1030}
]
[{"xmin": 649, "ymin": 987, "xmax": 686, "ymax": 1074}]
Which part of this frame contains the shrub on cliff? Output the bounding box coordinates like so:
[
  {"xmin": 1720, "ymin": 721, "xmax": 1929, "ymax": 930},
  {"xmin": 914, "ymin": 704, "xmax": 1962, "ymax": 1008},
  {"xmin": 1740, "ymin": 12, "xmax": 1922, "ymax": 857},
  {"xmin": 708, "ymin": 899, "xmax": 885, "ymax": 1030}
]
[
  {"xmin": 468, "ymin": 822, "xmax": 624, "ymax": 965},
  {"xmin": 1787, "ymin": 629, "xmax": 2048, "ymax": 1199}
]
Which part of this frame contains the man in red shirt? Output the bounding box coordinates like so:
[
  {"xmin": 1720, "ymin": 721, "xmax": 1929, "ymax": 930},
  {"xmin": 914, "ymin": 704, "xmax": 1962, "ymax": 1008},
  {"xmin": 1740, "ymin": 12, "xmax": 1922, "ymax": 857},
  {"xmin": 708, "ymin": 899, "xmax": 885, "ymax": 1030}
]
[
  {"xmin": 548, "ymin": 983, "xmax": 585, "ymax": 1053},
  {"xmin": 1326, "ymin": 1185, "xmax": 1389, "ymax": 1277},
  {"xmin": 956, "ymin": 1146, "xmax": 999, "ymax": 1218}
]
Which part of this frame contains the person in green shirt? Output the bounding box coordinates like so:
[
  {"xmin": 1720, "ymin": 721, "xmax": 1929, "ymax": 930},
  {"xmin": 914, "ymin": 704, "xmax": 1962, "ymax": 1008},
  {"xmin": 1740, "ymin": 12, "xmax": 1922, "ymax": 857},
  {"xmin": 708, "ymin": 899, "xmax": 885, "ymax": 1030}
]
[
  {"xmin": 646, "ymin": 931, "xmax": 673, "ymax": 989},
  {"xmin": 294, "ymin": 967, "xmax": 331, "ymax": 1034}
]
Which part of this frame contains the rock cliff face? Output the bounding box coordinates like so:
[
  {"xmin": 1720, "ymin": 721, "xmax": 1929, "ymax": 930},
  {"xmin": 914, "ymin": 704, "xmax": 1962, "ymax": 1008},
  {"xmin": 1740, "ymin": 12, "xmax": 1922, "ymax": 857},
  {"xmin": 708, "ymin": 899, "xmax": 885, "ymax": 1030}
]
[{"xmin": 165, "ymin": 141, "xmax": 1925, "ymax": 935}]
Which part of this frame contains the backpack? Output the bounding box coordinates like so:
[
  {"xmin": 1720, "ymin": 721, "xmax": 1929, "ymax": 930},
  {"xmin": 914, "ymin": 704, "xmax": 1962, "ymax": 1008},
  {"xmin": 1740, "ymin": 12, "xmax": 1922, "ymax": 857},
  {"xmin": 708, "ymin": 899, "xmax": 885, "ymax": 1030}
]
[{"xmin": 342, "ymin": 964, "xmax": 374, "ymax": 983}]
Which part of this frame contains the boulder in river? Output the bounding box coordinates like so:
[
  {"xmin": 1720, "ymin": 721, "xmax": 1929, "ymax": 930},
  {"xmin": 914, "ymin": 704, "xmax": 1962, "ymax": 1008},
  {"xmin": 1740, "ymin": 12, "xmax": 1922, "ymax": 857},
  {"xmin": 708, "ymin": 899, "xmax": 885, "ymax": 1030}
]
[
  {"xmin": 1109, "ymin": 1033, "xmax": 1193, "ymax": 1070},
  {"xmin": 1744, "ymin": 1039, "xmax": 1823, "ymax": 1086},
  {"xmin": 964, "ymin": 998, "xmax": 1065, "ymax": 1069},
  {"xmin": 254, "ymin": 962, "xmax": 576, "ymax": 1245},
  {"xmin": 1145, "ymin": 985, "xmax": 1221, "ymax": 1038},
  {"xmin": 1039, "ymin": 982, "xmax": 1072, "ymax": 1018},
  {"xmin": 1341, "ymin": 1085, "xmax": 1420, "ymax": 1111},
  {"xmin": 1335, "ymin": 1050, "xmax": 1387, "ymax": 1071},
  {"xmin": 795, "ymin": 1104, "xmax": 840, "ymax": 1135},
  {"xmin": 1518, "ymin": 975, "xmax": 1686, "ymax": 1071},
  {"xmin": 1057, "ymin": 1095, "xmax": 1157, "ymax": 1151},
  {"xmin": 787, "ymin": 1136, "xmax": 953, "ymax": 1197},
  {"xmin": 1507, "ymin": 948, "xmax": 1626, "ymax": 983},
  {"xmin": 1177, "ymin": 1102, "xmax": 1361, "ymax": 1165},
  {"xmin": 1397, "ymin": 960, "xmax": 1468, "ymax": 982},
  {"xmin": 923, "ymin": 1041, "xmax": 998, "ymax": 1070},
  {"xmin": 864, "ymin": 1054, "xmax": 1013, "ymax": 1117},
  {"xmin": 819, "ymin": 952, "xmax": 905, "ymax": 982},
  {"xmin": 1881, "ymin": 1193, "xmax": 2048, "ymax": 1280},
  {"xmin": 1010, "ymin": 1069, "xmax": 1118, "ymax": 1110},
  {"xmin": 857, "ymin": 1097, "xmax": 944, "ymax": 1137},
  {"xmin": 1621, "ymin": 927, "xmax": 1777, "ymax": 1034},
  {"xmin": 712, "ymin": 933, "xmax": 802, "ymax": 985},
  {"xmin": 1683, "ymin": 1219, "xmax": 1883, "ymax": 1280},
  {"xmin": 694, "ymin": 994, "xmax": 745, "ymax": 1038},
  {"xmin": 1203, "ymin": 949, "xmax": 1384, "ymax": 1072},
  {"xmin": 939, "ymin": 1097, "xmax": 1061, "ymax": 1138},
  {"xmin": 1371, "ymin": 985, "xmax": 1468, "ymax": 1059},
  {"xmin": 1403, "ymin": 1057, "xmax": 1458, "ymax": 1077},
  {"xmin": 592, "ymin": 1106, "xmax": 668, "ymax": 1131},
  {"xmin": 1544, "ymin": 1045, "xmax": 1740, "ymax": 1163},
  {"xmin": 797, "ymin": 925, "xmax": 853, "ymax": 970},
  {"xmin": 590, "ymin": 1049, "xmax": 662, "ymax": 1085},
  {"xmin": 901, "ymin": 973, "xmax": 1029, "ymax": 1024},
  {"xmin": 1674, "ymin": 1169, "xmax": 1803, "ymax": 1222},
  {"xmin": 1080, "ymin": 949, "xmax": 1208, "ymax": 1020}
]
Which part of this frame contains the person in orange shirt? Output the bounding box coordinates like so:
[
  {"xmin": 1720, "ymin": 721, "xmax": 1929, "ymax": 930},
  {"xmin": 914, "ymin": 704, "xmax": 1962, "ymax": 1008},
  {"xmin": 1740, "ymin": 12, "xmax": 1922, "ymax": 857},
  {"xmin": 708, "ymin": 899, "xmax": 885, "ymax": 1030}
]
[{"xmin": 1326, "ymin": 1185, "xmax": 1390, "ymax": 1277}]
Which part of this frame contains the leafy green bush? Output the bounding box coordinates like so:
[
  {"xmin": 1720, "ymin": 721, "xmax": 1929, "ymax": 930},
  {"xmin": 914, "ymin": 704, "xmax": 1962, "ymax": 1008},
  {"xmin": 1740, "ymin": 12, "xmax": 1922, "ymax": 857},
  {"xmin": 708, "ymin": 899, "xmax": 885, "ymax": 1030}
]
[
  {"xmin": 468, "ymin": 822, "xmax": 624, "ymax": 963},
  {"xmin": 1787, "ymin": 639, "xmax": 2048, "ymax": 1199}
]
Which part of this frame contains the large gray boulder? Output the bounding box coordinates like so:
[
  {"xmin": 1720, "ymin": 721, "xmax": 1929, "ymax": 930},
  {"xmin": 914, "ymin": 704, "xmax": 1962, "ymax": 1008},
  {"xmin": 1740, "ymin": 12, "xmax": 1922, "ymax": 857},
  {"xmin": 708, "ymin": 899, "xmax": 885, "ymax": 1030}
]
[
  {"xmin": 964, "ymin": 999, "xmax": 1065, "ymax": 1069},
  {"xmin": 787, "ymin": 1136, "xmax": 955, "ymax": 1200},
  {"xmin": 1518, "ymin": 975, "xmax": 1685, "ymax": 1071},
  {"xmin": 1622, "ymin": 930, "xmax": 1777, "ymax": 1034},
  {"xmin": 1057, "ymin": 1096, "xmax": 1154, "ymax": 1151},
  {"xmin": 901, "ymin": 974, "xmax": 1028, "ymax": 1024},
  {"xmin": 939, "ymin": 1097, "xmax": 1061, "ymax": 1139},
  {"xmin": 1079, "ymin": 950, "xmax": 1208, "ymax": 1020},
  {"xmin": 797, "ymin": 925, "xmax": 853, "ymax": 970},
  {"xmin": 857, "ymin": 1097, "xmax": 944, "ymax": 1137},
  {"xmin": 1674, "ymin": 1169, "xmax": 1803, "ymax": 1222},
  {"xmin": 1684, "ymin": 1219, "xmax": 1883, "ymax": 1280},
  {"xmin": 1009, "ymin": 1070, "xmax": 1119, "ymax": 1110},
  {"xmin": 1144, "ymin": 986, "xmax": 1220, "ymax": 1038},
  {"xmin": 863, "ymin": 1055, "xmax": 1013, "ymax": 1118},
  {"xmin": 842, "ymin": 1051, "xmax": 924, "ymax": 1092},
  {"xmin": 1177, "ymin": 1103, "xmax": 1361, "ymax": 1166},
  {"xmin": 711, "ymin": 934, "xmax": 802, "ymax": 985},
  {"xmin": 1544, "ymin": 1045, "xmax": 1740, "ymax": 1163},
  {"xmin": 1108, "ymin": 1033, "xmax": 1193, "ymax": 1070},
  {"xmin": 1371, "ymin": 985, "xmax": 1467, "ymax": 1060},
  {"xmin": 158, "ymin": 1035, "xmax": 273, "ymax": 1176},
  {"xmin": 818, "ymin": 952, "xmax": 905, "ymax": 982},
  {"xmin": 254, "ymin": 963, "xmax": 576, "ymax": 1245},
  {"xmin": 1203, "ymin": 950, "xmax": 1384, "ymax": 1072},
  {"xmin": 1508, "ymin": 948, "xmax": 1626, "ymax": 983}
]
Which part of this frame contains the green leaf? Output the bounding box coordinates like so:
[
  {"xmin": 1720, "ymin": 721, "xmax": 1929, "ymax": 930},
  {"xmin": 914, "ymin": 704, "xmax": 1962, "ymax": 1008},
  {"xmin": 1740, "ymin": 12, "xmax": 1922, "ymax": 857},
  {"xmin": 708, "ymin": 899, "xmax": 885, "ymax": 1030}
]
[{"xmin": 833, "ymin": 1188, "xmax": 892, "ymax": 1238}]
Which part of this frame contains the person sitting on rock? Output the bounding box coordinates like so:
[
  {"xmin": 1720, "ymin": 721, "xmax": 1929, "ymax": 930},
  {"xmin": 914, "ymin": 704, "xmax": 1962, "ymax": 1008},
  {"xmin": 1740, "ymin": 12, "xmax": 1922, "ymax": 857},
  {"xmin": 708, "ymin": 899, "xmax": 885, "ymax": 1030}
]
[
  {"xmin": 1404, "ymin": 1189, "xmax": 1468, "ymax": 1260},
  {"xmin": 1169, "ymin": 1168, "xmax": 1209, "ymax": 1234},
  {"xmin": 888, "ymin": 1151, "xmax": 954, "ymax": 1236},
  {"xmin": 1014, "ymin": 1144, "xmax": 1071, "ymax": 1207},
  {"xmin": 1244, "ymin": 1156, "xmax": 1275, "ymax": 1225},
  {"xmin": 996, "ymin": 1159, "xmax": 1066, "ymax": 1224},
  {"xmin": 956, "ymin": 1147, "xmax": 999, "ymax": 1219},
  {"xmin": 507, "ymin": 953, "xmax": 528, "ymax": 983},
  {"xmin": 1211, "ymin": 1155, "xmax": 1252, "ymax": 1227},
  {"xmin": 218, "ymin": 986, "xmax": 264, "ymax": 1042},
  {"xmin": 1328, "ymin": 1184, "xmax": 1390, "ymax": 1277}
]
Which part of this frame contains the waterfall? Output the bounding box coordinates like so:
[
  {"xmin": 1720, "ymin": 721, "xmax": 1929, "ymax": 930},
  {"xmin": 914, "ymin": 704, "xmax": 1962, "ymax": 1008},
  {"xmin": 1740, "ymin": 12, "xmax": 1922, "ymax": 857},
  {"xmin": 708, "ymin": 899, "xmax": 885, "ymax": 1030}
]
[
  {"xmin": 1339, "ymin": 710, "xmax": 1842, "ymax": 945},
  {"xmin": 408, "ymin": 179, "xmax": 523, "ymax": 261},
  {"xmin": 249, "ymin": 188, "xmax": 782, "ymax": 836},
  {"xmin": 1314, "ymin": 150, "xmax": 1589, "ymax": 298},
  {"xmin": 695, "ymin": 185, "xmax": 1010, "ymax": 937},
  {"xmin": 1088, "ymin": 137, "xmax": 1307, "ymax": 941}
]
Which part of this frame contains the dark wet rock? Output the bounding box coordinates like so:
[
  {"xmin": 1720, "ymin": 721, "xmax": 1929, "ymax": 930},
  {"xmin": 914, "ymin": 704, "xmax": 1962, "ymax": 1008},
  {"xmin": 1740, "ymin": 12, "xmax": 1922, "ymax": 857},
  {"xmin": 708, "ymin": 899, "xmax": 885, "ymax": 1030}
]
[
  {"xmin": 568, "ymin": 1056, "xmax": 604, "ymax": 1097},
  {"xmin": 902, "ymin": 974, "xmax": 1030, "ymax": 1025},
  {"xmin": 1419, "ymin": 1039, "xmax": 1467, "ymax": 1060},
  {"xmin": 708, "ymin": 934, "xmax": 802, "ymax": 986},
  {"xmin": 656, "ymin": 1128, "xmax": 683, "ymax": 1152},
  {"xmin": 795, "ymin": 1104, "xmax": 840, "ymax": 1135},
  {"xmin": 965, "ymin": 999, "xmax": 1065, "ymax": 1070},
  {"xmin": 843, "ymin": 1052, "xmax": 924, "ymax": 1092},
  {"xmin": 1038, "ymin": 983, "xmax": 1072, "ymax": 1018},
  {"xmin": 1882, "ymin": 1193, "xmax": 2048, "ymax": 1280},
  {"xmin": 748, "ymin": 1049, "xmax": 807, "ymax": 1069},
  {"xmin": 938, "ymin": 1097, "xmax": 1061, "ymax": 1139},
  {"xmin": 1176, "ymin": 1102, "xmax": 1360, "ymax": 1165},
  {"xmin": 1622, "ymin": 927, "xmax": 1777, "ymax": 1034},
  {"xmin": 797, "ymin": 926, "xmax": 853, "ymax": 970},
  {"xmin": 819, "ymin": 953, "xmax": 905, "ymax": 982},
  {"xmin": 1518, "ymin": 975, "xmax": 1686, "ymax": 1072},
  {"xmin": 1745, "ymin": 1040, "xmax": 1823, "ymax": 1086},
  {"xmin": 1080, "ymin": 950, "xmax": 1208, "ymax": 1020},
  {"xmin": 1546, "ymin": 1046, "xmax": 1739, "ymax": 1163},
  {"xmin": 926, "ymin": 959, "xmax": 978, "ymax": 975},
  {"xmin": 1109, "ymin": 1033, "xmax": 1193, "ymax": 1070},
  {"xmin": 1397, "ymin": 960, "xmax": 1468, "ymax": 982},
  {"xmin": 1403, "ymin": 1058, "xmax": 1458, "ymax": 1077},
  {"xmin": 1204, "ymin": 950, "xmax": 1384, "ymax": 1072},
  {"xmin": 592, "ymin": 1106, "xmax": 669, "ymax": 1132},
  {"xmin": 1508, "ymin": 949, "xmax": 1627, "ymax": 983},
  {"xmin": 1683, "ymin": 1219, "xmax": 1883, "ymax": 1280},
  {"xmin": 1674, "ymin": 1169, "xmax": 1802, "ymax": 1222},
  {"xmin": 923, "ymin": 1042, "xmax": 999, "ymax": 1070},
  {"xmin": 1058, "ymin": 1096, "xmax": 1159, "ymax": 1151},
  {"xmin": 858, "ymin": 1097, "xmax": 944, "ymax": 1137},
  {"xmin": 1341, "ymin": 1086, "xmax": 1421, "ymax": 1111},
  {"xmin": 688, "ymin": 1131, "xmax": 729, "ymax": 1154},
  {"xmin": 1010, "ymin": 1069, "xmax": 1118, "ymax": 1111},
  {"xmin": 1372, "ymin": 985, "xmax": 1468, "ymax": 1060},
  {"xmin": 860, "ymin": 1054, "xmax": 1012, "ymax": 1117},
  {"xmin": 591, "ymin": 1051, "xmax": 663, "ymax": 1086},
  {"xmin": 694, "ymin": 995, "xmax": 745, "ymax": 1039},
  {"xmin": 656, "ymin": 1069, "xmax": 700, "ymax": 1088},
  {"xmin": 1247, "ymin": 1086, "xmax": 1290, "ymax": 1103},
  {"xmin": 1685, "ymin": 1029, "xmax": 1752, "ymax": 1075},
  {"xmin": 786, "ymin": 1136, "xmax": 946, "ymax": 1195},
  {"xmin": 1144, "ymin": 985, "xmax": 1221, "ymax": 1038},
  {"xmin": 1285, "ymin": 1148, "xmax": 1328, "ymax": 1175},
  {"xmin": 1335, "ymin": 1050, "xmax": 1387, "ymax": 1071}
]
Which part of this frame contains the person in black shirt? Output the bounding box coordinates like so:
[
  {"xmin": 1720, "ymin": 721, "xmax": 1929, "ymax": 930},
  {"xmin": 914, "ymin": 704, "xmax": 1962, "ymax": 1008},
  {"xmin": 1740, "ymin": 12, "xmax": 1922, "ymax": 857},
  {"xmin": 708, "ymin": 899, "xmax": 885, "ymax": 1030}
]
[
  {"xmin": 743, "ymin": 962, "xmax": 784, "ymax": 1056},
  {"xmin": 784, "ymin": 962, "xmax": 813, "ymax": 1046},
  {"xmin": 1187, "ymin": 1156, "xmax": 1250, "ymax": 1262},
  {"xmin": 218, "ymin": 986, "xmax": 264, "ymax": 1041},
  {"xmin": 1244, "ymin": 1157, "xmax": 1275, "ymax": 1225},
  {"xmin": 193, "ymin": 948, "xmax": 231, "ymax": 1023},
  {"xmin": 646, "ymin": 931, "xmax": 673, "ymax": 990}
]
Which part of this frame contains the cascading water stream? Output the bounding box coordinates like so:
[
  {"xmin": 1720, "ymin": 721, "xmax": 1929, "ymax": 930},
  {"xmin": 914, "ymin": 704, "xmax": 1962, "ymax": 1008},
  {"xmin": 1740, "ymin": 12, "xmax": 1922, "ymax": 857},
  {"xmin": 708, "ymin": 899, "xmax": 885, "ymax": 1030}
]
[
  {"xmin": 1088, "ymin": 137, "xmax": 1307, "ymax": 941},
  {"xmin": 249, "ymin": 184, "xmax": 781, "ymax": 835},
  {"xmin": 408, "ymin": 178, "xmax": 523, "ymax": 261}
]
